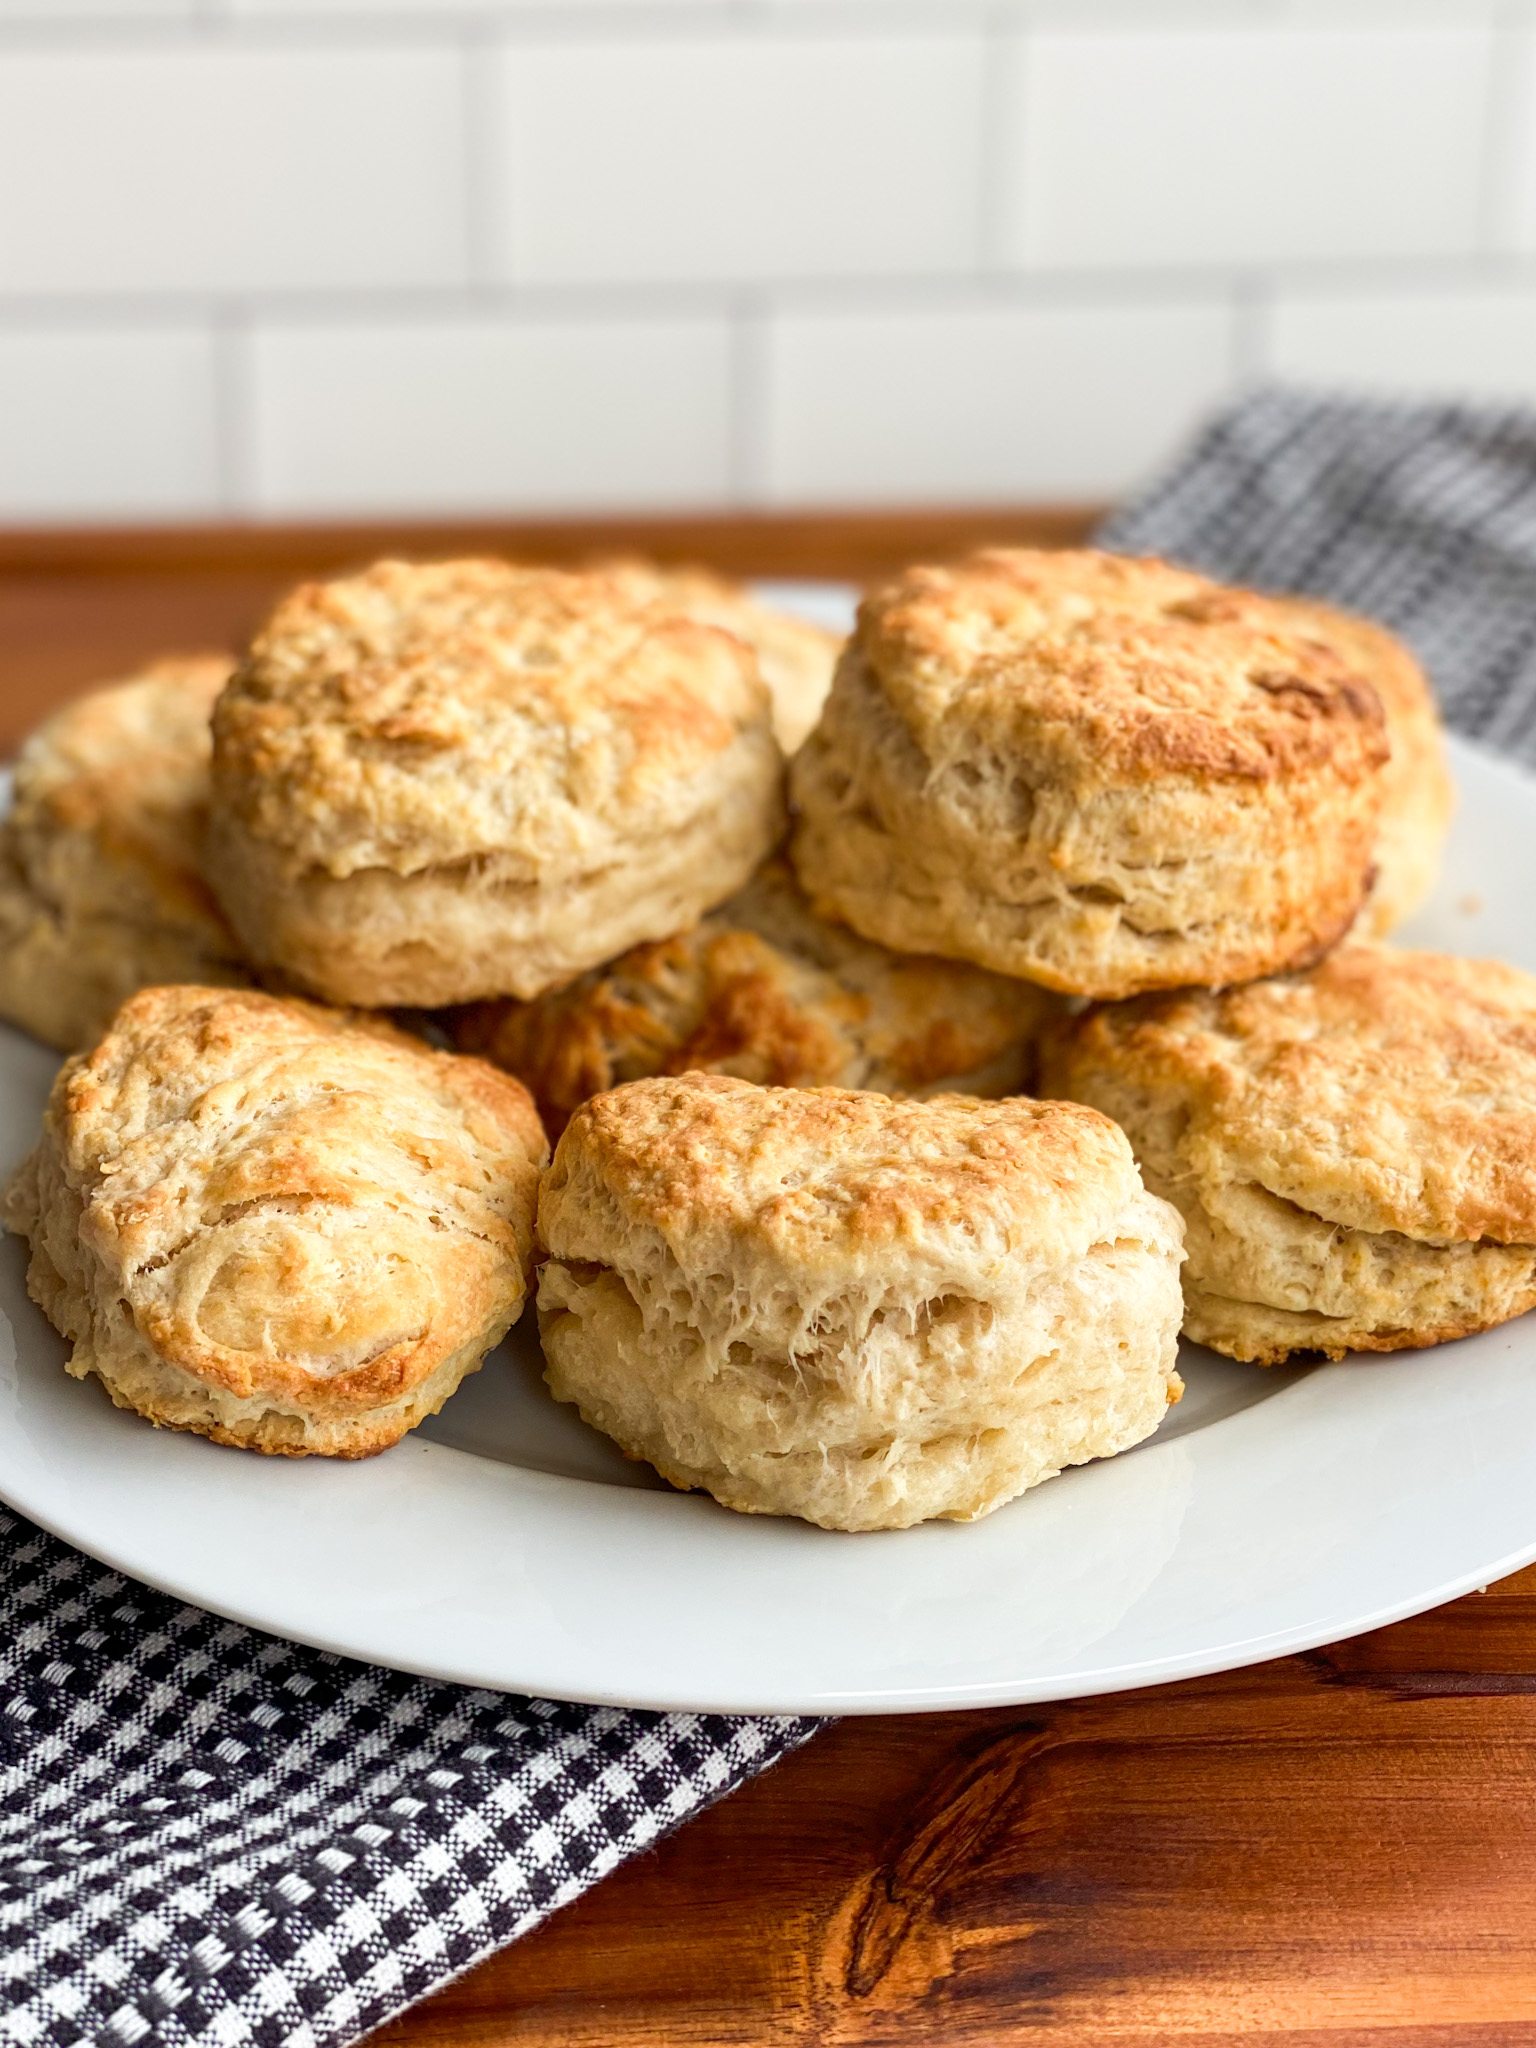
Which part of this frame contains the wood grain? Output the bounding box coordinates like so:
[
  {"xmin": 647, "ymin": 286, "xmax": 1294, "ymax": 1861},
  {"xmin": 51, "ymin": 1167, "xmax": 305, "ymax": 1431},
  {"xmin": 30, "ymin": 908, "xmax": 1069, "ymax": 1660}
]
[
  {"xmin": 8, "ymin": 510, "xmax": 1534, "ymax": 2046},
  {"xmin": 376, "ymin": 1568, "xmax": 1536, "ymax": 2047}
]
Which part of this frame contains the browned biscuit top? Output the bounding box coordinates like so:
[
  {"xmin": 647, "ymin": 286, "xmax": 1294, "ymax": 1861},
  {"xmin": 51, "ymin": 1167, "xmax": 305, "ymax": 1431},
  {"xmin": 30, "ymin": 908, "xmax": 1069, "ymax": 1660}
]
[
  {"xmin": 46, "ymin": 984, "xmax": 546, "ymax": 1412},
  {"xmin": 1054, "ymin": 947, "xmax": 1536, "ymax": 1247},
  {"xmin": 588, "ymin": 555, "xmax": 841, "ymax": 752},
  {"xmin": 10, "ymin": 655, "xmax": 233, "ymax": 929},
  {"xmin": 860, "ymin": 548, "xmax": 1390, "ymax": 787},
  {"xmin": 449, "ymin": 856, "xmax": 1051, "ymax": 1134},
  {"xmin": 544, "ymin": 1071, "xmax": 1140, "ymax": 1278},
  {"xmin": 213, "ymin": 558, "xmax": 775, "ymax": 878}
]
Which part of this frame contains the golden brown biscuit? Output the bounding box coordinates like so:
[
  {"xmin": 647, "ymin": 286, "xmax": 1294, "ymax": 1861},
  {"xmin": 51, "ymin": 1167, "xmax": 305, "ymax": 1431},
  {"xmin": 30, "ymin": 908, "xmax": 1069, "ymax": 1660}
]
[
  {"xmin": 0, "ymin": 657, "xmax": 250, "ymax": 1051},
  {"xmin": 1041, "ymin": 947, "xmax": 1536, "ymax": 1362},
  {"xmin": 206, "ymin": 560, "xmax": 786, "ymax": 1008},
  {"xmin": 590, "ymin": 557, "xmax": 841, "ymax": 754},
  {"xmin": 448, "ymin": 856, "xmax": 1056, "ymax": 1136},
  {"xmin": 1269, "ymin": 595, "xmax": 1452, "ymax": 936},
  {"xmin": 3, "ymin": 985, "xmax": 546, "ymax": 1456},
  {"xmin": 789, "ymin": 549, "xmax": 1390, "ymax": 999},
  {"xmin": 537, "ymin": 1073, "xmax": 1185, "ymax": 1531}
]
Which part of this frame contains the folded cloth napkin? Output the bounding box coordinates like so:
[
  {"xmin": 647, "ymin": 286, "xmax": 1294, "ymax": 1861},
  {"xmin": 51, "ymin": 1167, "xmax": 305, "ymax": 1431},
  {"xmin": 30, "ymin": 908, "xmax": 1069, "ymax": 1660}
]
[
  {"xmin": 7, "ymin": 382, "xmax": 1534, "ymax": 2048},
  {"xmin": 1100, "ymin": 383, "xmax": 1536, "ymax": 761},
  {"xmin": 0, "ymin": 1500, "xmax": 815, "ymax": 2047}
]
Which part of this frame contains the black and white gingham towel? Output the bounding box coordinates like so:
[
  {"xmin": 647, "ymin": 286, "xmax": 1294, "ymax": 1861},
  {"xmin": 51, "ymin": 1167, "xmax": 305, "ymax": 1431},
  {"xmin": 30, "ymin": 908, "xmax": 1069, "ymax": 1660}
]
[
  {"xmin": 10, "ymin": 380, "xmax": 1536, "ymax": 2048},
  {"xmin": 0, "ymin": 1502, "xmax": 815, "ymax": 2046},
  {"xmin": 1101, "ymin": 384, "xmax": 1536, "ymax": 761}
]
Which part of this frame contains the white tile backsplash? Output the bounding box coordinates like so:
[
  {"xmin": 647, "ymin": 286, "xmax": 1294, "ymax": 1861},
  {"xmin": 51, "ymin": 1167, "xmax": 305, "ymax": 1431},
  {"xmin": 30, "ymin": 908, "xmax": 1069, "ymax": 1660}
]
[
  {"xmin": 0, "ymin": 328, "xmax": 218, "ymax": 519},
  {"xmin": 249, "ymin": 315, "xmax": 735, "ymax": 514},
  {"xmin": 765, "ymin": 296, "xmax": 1238, "ymax": 504},
  {"xmin": 1005, "ymin": 25, "xmax": 1493, "ymax": 271},
  {"xmin": 0, "ymin": 46, "xmax": 466, "ymax": 295},
  {"xmin": 493, "ymin": 33, "xmax": 985, "ymax": 285},
  {"xmin": 1267, "ymin": 285, "xmax": 1536, "ymax": 401},
  {"xmin": 1490, "ymin": 22, "xmax": 1536, "ymax": 256},
  {"xmin": 0, "ymin": 1, "xmax": 192, "ymax": 13},
  {"xmin": 0, "ymin": 5, "xmax": 1532, "ymax": 521}
]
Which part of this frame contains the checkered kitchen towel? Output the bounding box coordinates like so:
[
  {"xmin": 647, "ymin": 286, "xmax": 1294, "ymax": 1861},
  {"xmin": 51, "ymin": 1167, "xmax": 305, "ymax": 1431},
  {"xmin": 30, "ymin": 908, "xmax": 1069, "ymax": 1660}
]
[
  {"xmin": 0, "ymin": 1501, "xmax": 815, "ymax": 2047},
  {"xmin": 9, "ymin": 381, "xmax": 1536, "ymax": 2048},
  {"xmin": 1101, "ymin": 383, "xmax": 1536, "ymax": 762}
]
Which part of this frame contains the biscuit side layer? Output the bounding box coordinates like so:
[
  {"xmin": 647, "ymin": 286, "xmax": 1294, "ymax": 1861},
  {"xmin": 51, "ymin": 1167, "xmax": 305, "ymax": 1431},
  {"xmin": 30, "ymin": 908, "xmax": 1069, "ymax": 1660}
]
[
  {"xmin": 449, "ymin": 857, "xmax": 1052, "ymax": 1134},
  {"xmin": 3, "ymin": 986, "xmax": 545, "ymax": 1456},
  {"xmin": 538, "ymin": 1202, "xmax": 1183, "ymax": 1530},
  {"xmin": 535, "ymin": 1075, "xmax": 1185, "ymax": 1531},
  {"xmin": 790, "ymin": 642, "xmax": 1382, "ymax": 1001},
  {"xmin": 789, "ymin": 550, "xmax": 1396, "ymax": 1000},
  {"xmin": 0, "ymin": 660, "xmax": 251, "ymax": 1051},
  {"xmin": 207, "ymin": 739, "xmax": 784, "ymax": 1007},
  {"xmin": 1273, "ymin": 595, "xmax": 1453, "ymax": 939},
  {"xmin": 1042, "ymin": 965, "xmax": 1536, "ymax": 1362}
]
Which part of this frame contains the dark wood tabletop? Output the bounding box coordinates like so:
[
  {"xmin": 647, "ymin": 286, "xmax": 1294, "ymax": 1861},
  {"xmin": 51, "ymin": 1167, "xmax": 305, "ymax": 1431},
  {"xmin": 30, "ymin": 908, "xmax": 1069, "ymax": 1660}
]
[{"xmin": 11, "ymin": 508, "xmax": 1536, "ymax": 2047}]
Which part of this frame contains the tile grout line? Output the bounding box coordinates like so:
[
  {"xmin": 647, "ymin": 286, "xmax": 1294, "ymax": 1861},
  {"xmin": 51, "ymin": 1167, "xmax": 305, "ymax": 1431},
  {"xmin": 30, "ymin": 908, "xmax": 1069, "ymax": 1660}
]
[{"xmin": 17, "ymin": 251, "xmax": 1536, "ymax": 337}]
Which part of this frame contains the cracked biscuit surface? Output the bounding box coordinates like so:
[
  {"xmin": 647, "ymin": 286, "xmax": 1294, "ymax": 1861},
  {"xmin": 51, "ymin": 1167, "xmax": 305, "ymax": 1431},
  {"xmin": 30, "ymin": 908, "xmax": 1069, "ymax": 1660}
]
[
  {"xmin": 1266, "ymin": 593, "xmax": 1452, "ymax": 937},
  {"xmin": 537, "ymin": 1073, "xmax": 1185, "ymax": 1530},
  {"xmin": 0, "ymin": 657, "xmax": 251, "ymax": 1051},
  {"xmin": 207, "ymin": 559, "xmax": 786, "ymax": 1007},
  {"xmin": 1041, "ymin": 947, "xmax": 1536, "ymax": 1362},
  {"xmin": 3, "ymin": 984, "xmax": 547, "ymax": 1456},
  {"xmin": 448, "ymin": 856, "xmax": 1056, "ymax": 1137},
  {"xmin": 790, "ymin": 549, "xmax": 1391, "ymax": 999},
  {"xmin": 588, "ymin": 557, "xmax": 842, "ymax": 754}
]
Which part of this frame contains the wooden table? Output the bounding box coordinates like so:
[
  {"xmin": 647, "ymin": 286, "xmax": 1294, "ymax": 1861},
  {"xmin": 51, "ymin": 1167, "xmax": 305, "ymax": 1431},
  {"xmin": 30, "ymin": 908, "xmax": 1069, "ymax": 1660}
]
[{"xmin": 10, "ymin": 510, "xmax": 1536, "ymax": 2045}]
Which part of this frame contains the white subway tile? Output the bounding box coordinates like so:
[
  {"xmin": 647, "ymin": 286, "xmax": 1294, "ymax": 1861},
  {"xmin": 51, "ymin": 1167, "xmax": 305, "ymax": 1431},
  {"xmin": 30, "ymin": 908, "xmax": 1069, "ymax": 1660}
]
[
  {"xmin": 763, "ymin": 296, "xmax": 1237, "ymax": 505},
  {"xmin": 1268, "ymin": 285, "xmax": 1536, "ymax": 402},
  {"xmin": 1005, "ymin": 26, "xmax": 1491, "ymax": 271},
  {"xmin": 235, "ymin": 0, "xmax": 723, "ymax": 10},
  {"xmin": 0, "ymin": 327, "xmax": 218, "ymax": 521},
  {"xmin": 494, "ymin": 33, "xmax": 984, "ymax": 285},
  {"xmin": 1490, "ymin": 24, "xmax": 1536, "ymax": 255},
  {"xmin": 0, "ymin": 47, "xmax": 465, "ymax": 294},
  {"xmin": 248, "ymin": 315, "xmax": 734, "ymax": 516},
  {"xmin": 0, "ymin": 2, "xmax": 193, "ymax": 14}
]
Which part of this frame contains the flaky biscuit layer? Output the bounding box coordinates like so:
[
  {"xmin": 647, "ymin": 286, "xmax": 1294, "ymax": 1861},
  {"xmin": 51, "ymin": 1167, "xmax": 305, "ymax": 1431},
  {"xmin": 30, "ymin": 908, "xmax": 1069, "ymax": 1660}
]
[
  {"xmin": 790, "ymin": 549, "xmax": 1391, "ymax": 999},
  {"xmin": 0, "ymin": 658, "xmax": 250, "ymax": 1050},
  {"xmin": 1041, "ymin": 947, "xmax": 1536, "ymax": 1361},
  {"xmin": 449, "ymin": 856, "xmax": 1055, "ymax": 1136},
  {"xmin": 1268, "ymin": 594, "xmax": 1452, "ymax": 936},
  {"xmin": 537, "ymin": 1074, "xmax": 1184, "ymax": 1530},
  {"xmin": 207, "ymin": 559, "xmax": 786, "ymax": 1005},
  {"xmin": 588, "ymin": 557, "xmax": 841, "ymax": 754},
  {"xmin": 3, "ymin": 985, "xmax": 546, "ymax": 1455}
]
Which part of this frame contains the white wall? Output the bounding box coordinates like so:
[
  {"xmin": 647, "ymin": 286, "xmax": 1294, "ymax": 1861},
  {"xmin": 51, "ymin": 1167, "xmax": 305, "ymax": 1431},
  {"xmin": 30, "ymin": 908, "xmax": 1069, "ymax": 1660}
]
[{"xmin": 0, "ymin": 1, "xmax": 1530, "ymax": 522}]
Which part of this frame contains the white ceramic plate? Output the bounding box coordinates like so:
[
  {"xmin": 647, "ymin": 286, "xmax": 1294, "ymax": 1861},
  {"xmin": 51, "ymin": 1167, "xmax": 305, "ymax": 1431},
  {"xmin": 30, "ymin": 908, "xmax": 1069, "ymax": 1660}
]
[{"xmin": 2, "ymin": 631, "xmax": 1536, "ymax": 1712}]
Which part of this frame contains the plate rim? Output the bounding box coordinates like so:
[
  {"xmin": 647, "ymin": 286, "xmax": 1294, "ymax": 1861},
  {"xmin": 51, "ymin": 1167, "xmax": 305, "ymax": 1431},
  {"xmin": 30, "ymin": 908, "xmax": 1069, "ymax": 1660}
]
[{"xmin": 3, "ymin": 728, "xmax": 1536, "ymax": 1715}]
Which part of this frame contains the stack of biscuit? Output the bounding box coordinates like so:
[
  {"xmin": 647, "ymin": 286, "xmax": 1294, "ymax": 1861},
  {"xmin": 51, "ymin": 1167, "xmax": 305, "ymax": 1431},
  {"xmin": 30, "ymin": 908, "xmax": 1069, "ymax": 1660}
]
[
  {"xmin": 787, "ymin": 547, "xmax": 1531, "ymax": 1374},
  {"xmin": 1, "ymin": 537, "xmax": 1520, "ymax": 1537}
]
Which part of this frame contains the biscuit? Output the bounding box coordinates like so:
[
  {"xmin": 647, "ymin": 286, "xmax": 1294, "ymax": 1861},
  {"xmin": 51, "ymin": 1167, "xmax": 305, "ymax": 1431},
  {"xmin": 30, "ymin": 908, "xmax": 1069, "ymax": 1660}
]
[
  {"xmin": 1268, "ymin": 595, "xmax": 1452, "ymax": 936},
  {"xmin": 789, "ymin": 549, "xmax": 1391, "ymax": 1000},
  {"xmin": 206, "ymin": 560, "xmax": 787, "ymax": 1008},
  {"xmin": 591, "ymin": 557, "xmax": 841, "ymax": 753},
  {"xmin": 1040, "ymin": 947, "xmax": 1536, "ymax": 1362},
  {"xmin": 448, "ymin": 856, "xmax": 1056, "ymax": 1137},
  {"xmin": 0, "ymin": 658, "xmax": 250, "ymax": 1051},
  {"xmin": 3, "ymin": 985, "xmax": 546, "ymax": 1456},
  {"xmin": 537, "ymin": 1073, "xmax": 1185, "ymax": 1530}
]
